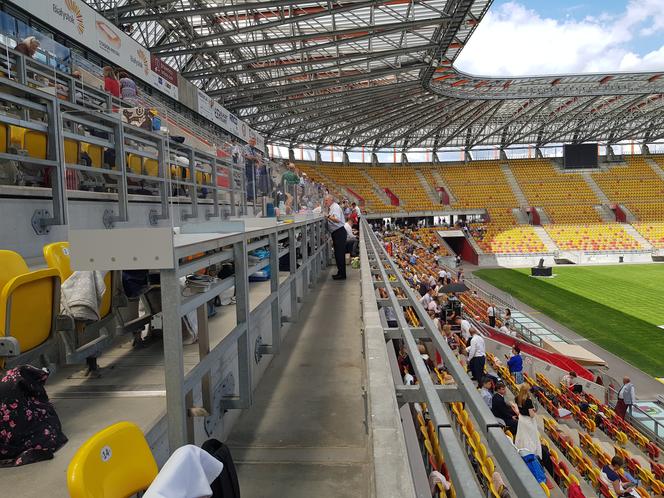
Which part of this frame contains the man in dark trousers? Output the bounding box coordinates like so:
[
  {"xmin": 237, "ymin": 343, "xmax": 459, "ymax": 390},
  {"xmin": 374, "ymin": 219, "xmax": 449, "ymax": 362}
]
[
  {"xmin": 324, "ymin": 194, "xmax": 346, "ymax": 280},
  {"xmin": 491, "ymin": 382, "xmax": 518, "ymax": 434}
]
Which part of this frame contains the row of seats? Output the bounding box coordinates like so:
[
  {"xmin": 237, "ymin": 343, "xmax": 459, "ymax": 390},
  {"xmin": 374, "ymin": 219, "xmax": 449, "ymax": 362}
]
[
  {"xmin": 509, "ymin": 159, "xmax": 599, "ymax": 206},
  {"xmin": 474, "ymin": 208, "xmax": 548, "ymax": 254},
  {"xmin": 543, "ymin": 224, "xmax": 641, "ymax": 251},
  {"xmin": 365, "ymin": 167, "xmax": 443, "ymax": 211},
  {"xmin": 0, "ymin": 242, "xmax": 113, "ymax": 368},
  {"xmin": 591, "ymin": 156, "xmax": 664, "ymax": 204}
]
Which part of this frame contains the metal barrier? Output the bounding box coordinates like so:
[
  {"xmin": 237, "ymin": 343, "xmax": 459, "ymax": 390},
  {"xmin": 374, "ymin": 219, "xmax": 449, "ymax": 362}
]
[
  {"xmin": 70, "ymin": 215, "xmax": 328, "ymax": 454},
  {"xmin": 0, "ymin": 60, "xmax": 246, "ymax": 231},
  {"xmin": 360, "ymin": 219, "xmax": 547, "ymax": 498}
]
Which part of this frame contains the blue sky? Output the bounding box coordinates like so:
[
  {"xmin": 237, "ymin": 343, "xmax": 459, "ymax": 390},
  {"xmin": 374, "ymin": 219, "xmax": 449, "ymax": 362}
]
[{"xmin": 456, "ymin": 0, "xmax": 664, "ymax": 76}]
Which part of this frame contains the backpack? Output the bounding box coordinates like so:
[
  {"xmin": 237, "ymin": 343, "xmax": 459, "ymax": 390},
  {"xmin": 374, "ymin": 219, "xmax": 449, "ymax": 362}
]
[{"xmin": 201, "ymin": 439, "xmax": 241, "ymax": 498}]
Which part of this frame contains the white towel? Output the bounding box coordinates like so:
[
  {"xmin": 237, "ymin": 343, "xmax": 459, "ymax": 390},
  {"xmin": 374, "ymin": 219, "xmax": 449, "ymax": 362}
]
[{"xmin": 144, "ymin": 445, "xmax": 223, "ymax": 498}]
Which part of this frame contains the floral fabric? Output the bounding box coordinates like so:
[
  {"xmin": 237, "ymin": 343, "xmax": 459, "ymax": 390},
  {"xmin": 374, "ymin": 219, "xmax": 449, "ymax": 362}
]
[{"xmin": 0, "ymin": 365, "xmax": 67, "ymax": 467}]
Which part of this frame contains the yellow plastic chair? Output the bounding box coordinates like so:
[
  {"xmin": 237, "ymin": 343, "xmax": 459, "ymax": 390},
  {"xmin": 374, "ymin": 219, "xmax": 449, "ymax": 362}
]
[
  {"xmin": 67, "ymin": 421, "xmax": 158, "ymax": 498},
  {"xmin": 0, "ymin": 250, "xmax": 59, "ymax": 366},
  {"xmin": 43, "ymin": 242, "xmax": 112, "ymax": 319}
]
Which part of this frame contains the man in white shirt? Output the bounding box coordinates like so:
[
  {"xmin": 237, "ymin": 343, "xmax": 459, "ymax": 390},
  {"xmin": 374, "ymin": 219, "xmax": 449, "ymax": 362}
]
[
  {"xmin": 457, "ymin": 317, "xmax": 472, "ymax": 342},
  {"xmin": 487, "ymin": 303, "xmax": 497, "ymax": 327},
  {"xmin": 324, "ymin": 194, "xmax": 346, "ymax": 280},
  {"xmin": 420, "ymin": 288, "xmax": 434, "ymax": 308},
  {"xmin": 467, "ymin": 328, "xmax": 486, "ymax": 387},
  {"xmin": 616, "ymin": 377, "xmax": 636, "ymax": 419}
]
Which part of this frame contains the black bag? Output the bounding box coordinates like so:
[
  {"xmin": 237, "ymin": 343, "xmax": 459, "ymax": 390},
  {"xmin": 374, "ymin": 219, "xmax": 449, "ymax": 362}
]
[{"xmin": 201, "ymin": 438, "xmax": 241, "ymax": 498}]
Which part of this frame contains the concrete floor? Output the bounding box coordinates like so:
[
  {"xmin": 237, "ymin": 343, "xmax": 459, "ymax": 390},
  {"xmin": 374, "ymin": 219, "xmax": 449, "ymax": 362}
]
[
  {"xmin": 226, "ymin": 267, "xmax": 370, "ymax": 498},
  {"xmin": 466, "ymin": 266, "xmax": 664, "ymax": 399}
]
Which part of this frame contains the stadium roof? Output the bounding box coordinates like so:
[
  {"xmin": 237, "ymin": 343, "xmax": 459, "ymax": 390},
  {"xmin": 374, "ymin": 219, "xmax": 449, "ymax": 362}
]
[{"xmin": 91, "ymin": 0, "xmax": 664, "ymax": 150}]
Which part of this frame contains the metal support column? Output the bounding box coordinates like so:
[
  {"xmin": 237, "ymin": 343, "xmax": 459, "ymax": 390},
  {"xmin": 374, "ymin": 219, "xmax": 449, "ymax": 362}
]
[
  {"xmin": 161, "ymin": 268, "xmax": 188, "ymax": 451},
  {"xmin": 233, "ymin": 239, "xmax": 253, "ymax": 408},
  {"xmin": 268, "ymin": 232, "xmax": 281, "ymax": 355},
  {"xmin": 288, "ymin": 227, "xmax": 298, "ymax": 322}
]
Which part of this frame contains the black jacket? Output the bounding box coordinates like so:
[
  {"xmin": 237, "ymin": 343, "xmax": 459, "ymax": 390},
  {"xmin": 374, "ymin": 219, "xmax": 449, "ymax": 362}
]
[
  {"xmin": 201, "ymin": 439, "xmax": 241, "ymax": 498},
  {"xmin": 491, "ymin": 393, "xmax": 515, "ymax": 423}
]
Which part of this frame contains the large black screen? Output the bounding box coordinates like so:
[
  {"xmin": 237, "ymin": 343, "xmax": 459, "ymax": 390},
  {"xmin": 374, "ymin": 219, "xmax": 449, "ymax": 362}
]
[{"xmin": 563, "ymin": 143, "xmax": 598, "ymax": 168}]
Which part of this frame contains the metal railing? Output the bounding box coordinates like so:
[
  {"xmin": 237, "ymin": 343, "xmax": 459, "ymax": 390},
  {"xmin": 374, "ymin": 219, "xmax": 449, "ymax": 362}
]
[{"xmin": 360, "ymin": 219, "xmax": 547, "ymax": 498}]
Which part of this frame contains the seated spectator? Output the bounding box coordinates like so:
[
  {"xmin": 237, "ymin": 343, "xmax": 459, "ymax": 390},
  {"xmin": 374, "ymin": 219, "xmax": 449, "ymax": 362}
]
[
  {"xmin": 562, "ymin": 371, "xmax": 582, "ymax": 393},
  {"xmin": 601, "ymin": 456, "xmax": 638, "ymax": 497},
  {"xmin": 480, "ymin": 376, "xmax": 494, "ymax": 409},
  {"xmin": 15, "ymin": 36, "xmax": 40, "ymax": 59},
  {"xmin": 492, "ymin": 382, "xmax": 518, "ymax": 434},
  {"xmin": 344, "ymin": 222, "xmax": 358, "ymax": 257}
]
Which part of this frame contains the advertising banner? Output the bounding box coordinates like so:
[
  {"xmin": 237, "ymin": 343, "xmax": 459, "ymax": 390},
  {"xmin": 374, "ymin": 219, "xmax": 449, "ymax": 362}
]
[{"xmin": 197, "ymin": 89, "xmax": 215, "ymax": 123}]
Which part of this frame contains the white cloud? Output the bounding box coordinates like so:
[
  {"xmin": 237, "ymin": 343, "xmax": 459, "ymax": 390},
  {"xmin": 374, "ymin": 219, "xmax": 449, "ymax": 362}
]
[{"xmin": 455, "ymin": 0, "xmax": 664, "ymax": 76}]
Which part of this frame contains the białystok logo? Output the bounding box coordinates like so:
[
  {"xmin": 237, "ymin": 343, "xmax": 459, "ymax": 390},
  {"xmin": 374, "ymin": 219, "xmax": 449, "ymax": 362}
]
[{"xmin": 65, "ymin": 0, "xmax": 85, "ymax": 34}]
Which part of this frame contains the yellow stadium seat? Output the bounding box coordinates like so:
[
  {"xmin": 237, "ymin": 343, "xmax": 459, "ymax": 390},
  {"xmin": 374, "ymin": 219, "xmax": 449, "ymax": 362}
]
[
  {"xmin": 0, "ymin": 250, "xmax": 59, "ymax": 363},
  {"xmin": 0, "ymin": 123, "xmax": 7, "ymax": 153},
  {"xmin": 64, "ymin": 139, "xmax": 79, "ymax": 165},
  {"xmin": 43, "ymin": 242, "xmax": 112, "ymax": 319},
  {"xmin": 67, "ymin": 421, "xmax": 158, "ymax": 498},
  {"xmin": 81, "ymin": 143, "xmax": 103, "ymax": 168},
  {"xmin": 144, "ymin": 158, "xmax": 159, "ymax": 177},
  {"xmin": 127, "ymin": 154, "xmax": 142, "ymax": 175},
  {"xmin": 24, "ymin": 130, "xmax": 47, "ymax": 160}
]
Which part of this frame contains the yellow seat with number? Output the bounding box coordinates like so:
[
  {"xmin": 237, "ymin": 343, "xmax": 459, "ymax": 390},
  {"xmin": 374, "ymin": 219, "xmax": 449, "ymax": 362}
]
[{"xmin": 67, "ymin": 421, "xmax": 158, "ymax": 498}]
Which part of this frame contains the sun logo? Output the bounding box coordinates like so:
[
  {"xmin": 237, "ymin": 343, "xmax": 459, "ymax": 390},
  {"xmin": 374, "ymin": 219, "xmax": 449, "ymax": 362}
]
[
  {"xmin": 65, "ymin": 0, "xmax": 85, "ymax": 34},
  {"xmin": 137, "ymin": 49, "xmax": 149, "ymax": 75}
]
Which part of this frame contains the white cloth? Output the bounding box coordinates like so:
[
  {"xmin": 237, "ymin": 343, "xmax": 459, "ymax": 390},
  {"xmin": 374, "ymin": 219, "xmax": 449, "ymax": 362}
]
[
  {"xmin": 403, "ymin": 372, "xmax": 415, "ymax": 385},
  {"xmin": 467, "ymin": 334, "xmax": 486, "ymax": 359},
  {"xmin": 327, "ymin": 202, "xmax": 345, "ymax": 232},
  {"xmin": 144, "ymin": 445, "xmax": 223, "ymax": 498},
  {"xmin": 460, "ymin": 319, "xmax": 471, "ymax": 341},
  {"xmin": 344, "ymin": 222, "xmax": 356, "ymax": 240},
  {"xmin": 438, "ymin": 270, "xmax": 446, "ymax": 279},
  {"xmin": 515, "ymin": 414, "xmax": 542, "ymax": 458},
  {"xmin": 420, "ymin": 293, "xmax": 433, "ymax": 308},
  {"xmin": 618, "ymin": 382, "xmax": 636, "ymax": 405},
  {"xmin": 429, "ymin": 470, "xmax": 451, "ymax": 493},
  {"xmin": 60, "ymin": 270, "xmax": 107, "ymax": 322}
]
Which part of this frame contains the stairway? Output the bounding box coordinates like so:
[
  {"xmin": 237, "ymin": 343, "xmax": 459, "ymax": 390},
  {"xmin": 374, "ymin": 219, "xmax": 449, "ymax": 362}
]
[
  {"xmin": 618, "ymin": 204, "xmax": 637, "ymax": 223},
  {"xmin": 500, "ymin": 163, "xmax": 529, "ymax": 208},
  {"xmin": 594, "ymin": 204, "xmax": 616, "ymax": 222},
  {"xmin": 430, "ymin": 169, "xmax": 457, "ymax": 204},
  {"xmin": 621, "ymin": 223, "xmax": 653, "ymax": 250},
  {"xmin": 646, "ymin": 158, "xmax": 664, "ymax": 181},
  {"xmin": 465, "ymin": 233, "xmax": 485, "ymax": 254},
  {"xmin": 532, "ymin": 226, "xmax": 559, "ymax": 252},
  {"xmin": 512, "ymin": 208, "xmax": 529, "ymax": 225},
  {"xmin": 535, "ymin": 207, "xmax": 551, "ymax": 224},
  {"xmin": 359, "ymin": 169, "xmax": 395, "ymax": 207},
  {"xmin": 415, "ymin": 169, "xmax": 441, "ymax": 205},
  {"xmin": 582, "ymin": 172, "xmax": 611, "ymax": 204}
]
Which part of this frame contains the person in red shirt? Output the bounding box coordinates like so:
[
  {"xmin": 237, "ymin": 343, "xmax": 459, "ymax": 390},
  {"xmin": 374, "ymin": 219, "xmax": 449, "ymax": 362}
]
[{"xmin": 103, "ymin": 66, "xmax": 120, "ymax": 98}]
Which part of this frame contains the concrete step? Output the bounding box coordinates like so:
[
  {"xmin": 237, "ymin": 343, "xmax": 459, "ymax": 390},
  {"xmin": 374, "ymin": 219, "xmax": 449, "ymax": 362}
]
[
  {"xmin": 621, "ymin": 223, "xmax": 654, "ymax": 250},
  {"xmin": 582, "ymin": 172, "xmax": 611, "ymax": 204},
  {"xmin": 532, "ymin": 225, "xmax": 558, "ymax": 252},
  {"xmin": 414, "ymin": 169, "xmax": 441, "ymax": 204},
  {"xmin": 359, "ymin": 169, "xmax": 394, "ymax": 206},
  {"xmin": 500, "ymin": 163, "xmax": 529, "ymax": 208},
  {"xmin": 512, "ymin": 207, "xmax": 529, "ymax": 224},
  {"xmin": 646, "ymin": 157, "xmax": 664, "ymax": 181},
  {"xmin": 535, "ymin": 207, "xmax": 551, "ymax": 224},
  {"xmin": 430, "ymin": 168, "xmax": 457, "ymax": 204},
  {"xmin": 466, "ymin": 233, "xmax": 485, "ymax": 255},
  {"xmin": 618, "ymin": 204, "xmax": 638, "ymax": 223},
  {"xmin": 595, "ymin": 204, "xmax": 616, "ymax": 223}
]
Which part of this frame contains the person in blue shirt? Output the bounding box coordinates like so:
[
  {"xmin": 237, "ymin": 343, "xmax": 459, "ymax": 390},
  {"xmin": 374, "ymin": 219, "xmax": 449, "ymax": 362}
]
[
  {"xmin": 506, "ymin": 344, "xmax": 524, "ymax": 385},
  {"xmin": 601, "ymin": 456, "xmax": 637, "ymax": 497}
]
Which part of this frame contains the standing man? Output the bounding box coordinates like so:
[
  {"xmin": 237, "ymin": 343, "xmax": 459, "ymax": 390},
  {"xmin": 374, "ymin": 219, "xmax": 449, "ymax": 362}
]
[
  {"xmin": 615, "ymin": 377, "xmax": 636, "ymax": 419},
  {"xmin": 243, "ymin": 137, "xmax": 259, "ymax": 202},
  {"xmin": 487, "ymin": 302, "xmax": 497, "ymax": 328},
  {"xmin": 324, "ymin": 194, "xmax": 346, "ymax": 280},
  {"xmin": 467, "ymin": 328, "xmax": 486, "ymax": 386}
]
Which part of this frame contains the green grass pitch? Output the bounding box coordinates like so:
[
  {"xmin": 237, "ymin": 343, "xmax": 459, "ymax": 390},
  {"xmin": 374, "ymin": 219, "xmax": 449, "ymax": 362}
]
[{"xmin": 474, "ymin": 264, "xmax": 664, "ymax": 377}]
